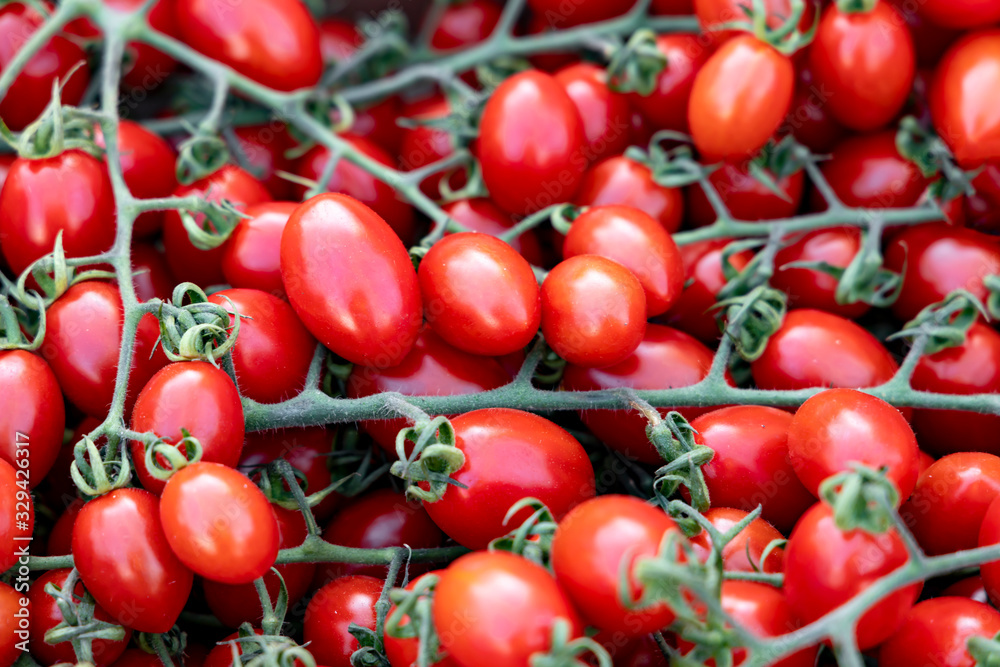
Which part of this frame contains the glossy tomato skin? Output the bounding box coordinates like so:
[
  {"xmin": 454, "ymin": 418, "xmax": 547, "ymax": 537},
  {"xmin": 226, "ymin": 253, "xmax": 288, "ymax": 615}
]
[
  {"xmin": 930, "ymin": 31, "xmax": 1000, "ymax": 167},
  {"xmin": 435, "ymin": 551, "xmax": 584, "ymax": 667},
  {"xmin": 562, "ymin": 324, "xmax": 718, "ymax": 463},
  {"xmin": 29, "ymin": 569, "xmax": 133, "ymax": 666},
  {"xmin": 304, "ymin": 575, "xmax": 383, "ymax": 667},
  {"xmin": 46, "ymin": 500, "xmax": 82, "ymax": 556},
  {"xmin": 541, "ymin": 255, "xmax": 647, "ymax": 368},
  {"xmin": 784, "ymin": 503, "xmax": 920, "ymax": 650},
  {"xmin": 555, "ymin": 63, "xmax": 631, "ymax": 163},
  {"xmin": 0, "ymin": 351, "xmax": 64, "ymax": 488},
  {"xmin": 0, "ymin": 151, "xmax": 115, "ymax": 276},
  {"xmin": 130, "ymin": 243, "xmax": 176, "ymax": 301},
  {"xmin": 399, "ymin": 97, "xmax": 460, "ymax": 198},
  {"xmin": 918, "ymin": 0, "xmax": 1000, "ymax": 27},
  {"xmin": 207, "ymin": 288, "xmax": 316, "ymax": 403},
  {"xmin": 574, "ymin": 156, "xmax": 685, "ymax": 233},
  {"xmin": 430, "ymin": 0, "xmax": 500, "ymax": 50},
  {"xmin": 0, "ymin": 459, "xmax": 32, "ymax": 572},
  {"xmin": 788, "ymin": 388, "xmax": 918, "ymax": 500},
  {"xmin": 694, "ymin": 0, "xmax": 812, "ymax": 47},
  {"xmin": 809, "ymin": 3, "xmax": 915, "ymax": 132},
  {"xmin": 689, "ymin": 508, "xmax": 785, "ymax": 574},
  {"xmin": 552, "ymin": 495, "xmax": 679, "ymax": 638},
  {"xmin": 160, "ymin": 462, "xmax": 279, "ymax": 584},
  {"xmin": 751, "ymin": 309, "xmax": 899, "ymax": 391},
  {"xmin": 419, "ymin": 232, "xmax": 541, "ymax": 356},
  {"xmin": 629, "ymin": 34, "xmax": 709, "ymax": 133},
  {"xmin": 202, "ymin": 630, "xmax": 263, "ymax": 667},
  {"xmin": 346, "ymin": 329, "xmax": 510, "ymax": 454},
  {"xmin": 687, "ymin": 163, "xmax": 805, "ymax": 227},
  {"xmin": 175, "ymin": 0, "xmax": 321, "ymax": 91},
  {"xmin": 979, "ymin": 496, "xmax": 1000, "ymax": 607},
  {"xmin": 44, "ymin": 282, "xmax": 166, "ymax": 419},
  {"xmin": 0, "ymin": 582, "xmax": 26, "ymax": 667},
  {"xmin": 163, "ymin": 165, "xmax": 271, "ymax": 287},
  {"xmin": 772, "ymin": 227, "xmax": 868, "ymax": 318},
  {"xmin": 130, "ymin": 361, "xmax": 245, "ymax": 494},
  {"xmin": 319, "ymin": 18, "xmax": 358, "ymax": 63},
  {"xmin": 232, "ymin": 124, "xmax": 295, "ymax": 200},
  {"xmin": 563, "ymin": 205, "xmax": 684, "ymax": 316},
  {"xmin": 0, "ymin": 4, "xmax": 88, "ymax": 130},
  {"xmin": 879, "ymin": 597, "xmax": 1000, "ymax": 667},
  {"xmin": 222, "ymin": 202, "xmax": 297, "ymax": 298},
  {"xmin": 424, "ymin": 408, "xmax": 596, "ymax": 550},
  {"xmin": 281, "ymin": 193, "xmax": 422, "ymax": 367},
  {"xmin": 691, "ymin": 406, "xmax": 813, "ymax": 534},
  {"xmin": 814, "ymin": 131, "xmax": 927, "ymax": 211},
  {"xmin": 442, "ymin": 198, "xmax": 545, "ymax": 265},
  {"xmin": 72, "ymin": 488, "xmax": 194, "ymax": 633},
  {"xmin": 479, "ymin": 70, "xmax": 586, "ymax": 216},
  {"xmin": 944, "ymin": 576, "xmax": 991, "ymax": 603},
  {"xmin": 689, "ymin": 36, "xmax": 794, "ymax": 162}
]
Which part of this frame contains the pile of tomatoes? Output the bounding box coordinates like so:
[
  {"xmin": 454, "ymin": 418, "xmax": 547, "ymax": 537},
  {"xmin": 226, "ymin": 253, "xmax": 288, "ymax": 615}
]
[{"xmin": 4, "ymin": 0, "xmax": 1000, "ymax": 665}]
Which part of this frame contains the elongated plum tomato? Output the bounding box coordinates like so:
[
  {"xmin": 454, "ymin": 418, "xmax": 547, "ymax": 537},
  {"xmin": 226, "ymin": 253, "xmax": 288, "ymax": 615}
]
[
  {"xmin": 563, "ymin": 205, "xmax": 684, "ymax": 316},
  {"xmin": 160, "ymin": 462, "xmax": 279, "ymax": 584},
  {"xmin": 418, "ymin": 232, "xmax": 540, "ymax": 356},
  {"xmin": 0, "ymin": 351, "xmax": 64, "ymax": 487},
  {"xmin": 688, "ymin": 35, "xmax": 793, "ymax": 162},
  {"xmin": 435, "ymin": 551, "xmax": 584, "ymax": 667},
  {"xmin": 222, "ymin": 202, "xmax": 297, "ymax": 298},
  {"xmin": 305, "ymin": 575, "xmax": 382, "ymax": 667},
  {"xmin": 130, "ymin": 361, "xmax": 245, "ymax": 494},
  {"xmin": 784, "ymin": 503, "xmax": 919, "ymax": 650},
  {"xmin": 628, "ymin": 33, "xmax": 708, "ymax": 133},
  {"xmin": 281, "ymin": 193, "xmax": 422, "ymax": 367},
  {"xmin": 175, "ymin": 0, "xmax": 321, "ymax": 91},
  {"xmin": 813, "ymin": 131, "xmax": 927, "ymax": 211},
  {"xmin": 687, "ymin": 163, "xmax": 805, "ymax": 227},
  {"xmin": 0, "ymin": 150, "xmax": 115, "ymax": 276},
  {"xmin": 479, "ymin": 70, "xmax": 586, "ymax": 216},
  {"xmin": 787, "ymin": 388, "xmax": 918, "ymax": 500},
  {"xmin": 930, "ymin": 30, "xmax": 1000, "ymax": 167},
  {"xmin": 555, "ymin": 63, "xmax": 631, "ymax": 163},
  {"xmin": 809, "ymin": 3, "xmax": 915, "ymax": 132},
  {"xmin": 423, "ymin": 408, "xmax": 596, "ymax": 550},
  {"xmin": 879, "ymin": 597, "xmax": 1000, "ymax": 667},
  {"xmin": 442, "ymin": 198, "xmax": 545, "ymax": 265},
  {"xmin": 72, "ymin": 488, "xmax": 194, "ymax": 633},
  {"xmin": 0, "ymin": 459, "xmax": 32, "ymax": 572},
  {"xmin": 688, "ymin": 507, "xmax": 785, "ymax": 574},
  {"xmin": 573, "ymin": 156, "xmax": 685, "ymax": 233},
  {"xmin": 541, "ymin": 255, "xmax": 647, "ymax": 368},
  {"xmin": 552, "ymin": 495, "xmax": 679, "ymax": 638},
  {"xmin": 0, "ymin": 582, "xmax": 25, "ymax": 667}
]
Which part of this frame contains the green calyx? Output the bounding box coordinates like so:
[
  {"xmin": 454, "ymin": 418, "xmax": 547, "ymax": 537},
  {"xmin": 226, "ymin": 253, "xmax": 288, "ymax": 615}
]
[
  {"xmin": 529, "ymin": 619, "xmax": 612, "ymax": 667},
  {"xmin": 0, "ymin": 293, "xmax": 45, "ymax": 351},
  {"xmin": 142, "ymin": 430, "xmax": 204, "ymax": 481},
  {"xmin": 11, "ymin": 232, "xmax": 115, "ymax": 308},
  {"xmin": 896, "ymin": 115, "xmax": 974, "ymax": 201},
  {"xmin": 606, "ymin": 29, "xmax": 667, "ymax": 96},
  {"xmin": 157, "ymin": 283, "xmax": 242, "ymax": 363},
  {"xmin": 385, "ymin": 575, "xmax": 447, "ymax": 667},
  {"xmin": 43, "ymin": 570, "xmax": 128, "ymax": 665},
  {"xmin": 70, "ymin": 434, "xmax": 131, "ymax": 497},
  {"xmin": 819, "ymin": 464, "xmax": 901, "ymax": 534},
  {"xmin": 389, "ymin": 415, "xmax": 467, "ymax": 503},
  {"xmin": 489, "ymin": 497, "xmax": 559, "ymax": 568},
  {"xmin": 645, "ymin": 411, "xmax": 714, "ymax": 514},
  {"xmin": 710, "ymin": 0, "xmax": 816, "ymax": 54},
  {"xmin": 626, "ymin": 134, "xmax": 707, "ymax": 189},
  {"xmin": 889, "ymin": 289, "xmax": 987, "ymax": 356}
]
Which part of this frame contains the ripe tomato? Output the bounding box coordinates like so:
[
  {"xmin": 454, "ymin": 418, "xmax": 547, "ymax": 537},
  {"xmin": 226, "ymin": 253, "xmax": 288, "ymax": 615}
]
[
  {"xmin": 551, "ymin": 495, "xmax": 679, "ymax": 638},
  {"xmin": 435, "ymin": 551, "xmax": 584, "ymax": 667},
  {"xmin": 930, "ymin": 30, "xmax": 1000, "ymax": 167},
  {"xmin": 689, "ymin": 507, "xmax": 784, "ymax": 574},
  {"xmin": 160, "ymin": 462, "xmax": 279, "ymax": 584},
  {"xmin": 304, "ymin": 575, "xmax": 383, "ymax": 667},
  {"xmin": 910, "ymin": 324, "xmax": 1000, "ymax": 456},
  {"xmin": 563, "ymin": 205, "xmax": 684, "ymax": 316},
  {"xmin": 419, "ymin": 232, "xmax": 540, "ymax": 356},
  {"xmin": 688, "ymin": 35, "xmax": 794, "ymax": 162},
  {"xmin": 788, "ymin": 388, "xmax": 918, "ymax": 500},
  {"xmin": 399, "ymin": 97, "xmax": 461, "ymax": 198},
  {"xmin": 430, "ymin": 0, "xmax": 500, "ymax": 50},
  {"xmin": 574, "ymin": 155, "xmax": 685, "ymax": 233},
  {"xmin": 73, "ymin": 488, "xmax": 193, "ymax": 633},
  {"xmin": 130, "ymin": 243, "xmax": 176, "ymax": 302},
  {"xmin": 884, "ymin": 224, "xmax": 1000, "ymax": 323},
  {"xmin": 350, "ymin": 97, "xmax": 406, "ymax": 154},
  {"xmin": 0, "ymin": 351, "xmax": 64, "ymax": 487},
  {"xmin": 778, "ymin": 63, "xmax": 846, "ymax": 154},
  {"xmin": 784, "ymin": 502, "xmax": 919, "ymax": 650},
  {"xmin": 232, "ymin": 124, "xmax": 295, "ymax": 200},
  {"xmin": 162, "ymin": 165, "xmax": 271, "ymax": 287},
  {"xmin": 319, "ymin": 18, "xmax": 359, "ymax": 62},
  {"xmin": 479, "ymin": 70, "xmax": 586, "ymax": 216},
  {"xmin": 555, "ymin": 63, "xmax": 631, "ymax": 163},
  {"xmin": 809, "ymin": 3, "xmax": 915, "ymax": 132},
  {"xmin": 0, "ymin": 459, "xmax": 32, "ymax": 572},
  {"xmin": 175, "ymin": 0, "xmax": 322, "ymax": 91},
  {"xmin": 314, "ymin": 489, "xmax": 443, "ymax": 585},
  {"xmin": 442, "ymin": 198, "xmax": 545, "ymax": 265},
  {"xmin": 525, "ymin": 0, "xmax": 633, "ymax": 26},
  {"xmin": 918, "ymin": 0, "xmax": 1000, "ymax": 27},
  {"xmin": 943, "ymin": 576, "xmax": 990, "ymax": 603},
  {"xmin": 202, "ymin": 629, "xmax": 264, "ymax": 667},
  {"xmin": 424, "ymin": 408, "xmax": 596, "ymax": 550},
  {"xmin": 0, "ymin": 3, "xmax": 88, "ymax": 130},
  {"xmin": 691, "ymin": 406, "xmax": 813, "ymax": 534},
  {"xmin": 562, "ymin": 324, "xmax": 719, "ymax": 463},
  {"xmin": 751, "ymin": 309, "xmax": 899, "ymax": 391},
  {"xmin": 44, "ymin": 282, "xmax": 166, "ymax": 418},
  {"xmin": 207, "ymin": 288, "xmax": 316, "ymax": 403},
  {"xmin": 346, "ymin": 329, "xmax": 510, "ymax": 454},
  {"xmin": 879, "ymin": 597, "xmax": 1000, "ymax": 667},
  {"xmin": 47, "ymin": 500, "xmax": 83, "ymax": 556},
  {"xmin": 296, "ymin": 134, "xmax": 415, "ymax": 243},
  {"xmin": 280, "ymin": 193, "xmax": 423, "ymax": 367},
  {"xmin": 130, "ymin": 361, "xmax": 245, "ymax": 494},
  {"xmin": 541, "ymin": 255, "xmax": 647, "ymax": 368},
  {"xmin": 0, "ymin": 582, "xmax": 25, "ymax": 667},
  {"xmin": 203, "ymin": 506, "xmax": 315, "ymax": 627},
  {"xmin": 771, "ymin": 227, "xmax": 868, "ymax": 318},
  {"xmin": 29, "ymin": 568, "xmax": 133, "ymax": 666},
  {"xmin": 687, "ymin": 163, "xmax": 805, "ymax": 227},
  {"xmin": 628, "ymin": 34, "xmax": 708, "ymax": 133},
  {"xmin": 978, "ymin": 496, "xmax": 1000, "ymax": 607},
  {"xmin": 813, "ymin": 131, "xmax": 928, "ymax": 211},
  {"xmin": 221, "ymin": 201, "xmax": 296, "ymax": 298},
  {"xmin": 694, "ymin": 0, "xmax": 812, "ymax": 47},
  {"xmin": 383, "ymin": 571, "xmax": 458, "ymax": 667},
  {"xmin": 0, "ymin": 150, "xmax": 115, "ymax": 276}
]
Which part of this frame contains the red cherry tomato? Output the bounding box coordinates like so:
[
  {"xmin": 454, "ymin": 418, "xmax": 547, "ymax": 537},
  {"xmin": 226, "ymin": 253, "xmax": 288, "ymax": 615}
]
[
  {"xmin": 304, "ymin": 575, "xmax": 384, "ymax": 667},
  {"xmin": 772, "ymin": 227, "xmax": 868, "ymax": 318},
  {"xmin": 383, "ymin": 571, "xmax": 458, "ymax": 667},
  {"xmin": 221, "ymin": 201, "xmax": 296, "ymax": 298},
  {"xmin": 0, "ymin": 150, "xmax": 115, "ymax": 276},
  {"xmin": 73, "ymin": 488, "xmax": 194, "ymax": 633},
  {"xmin": 319, "ymin": 18, "xmax": 359, "ymax": 63},
  {"xmin": 47, "ymin": 499, "xmax": 83, "ymax": 556},
  {"xmin": 918, "ymin": 0, "xmax": 1000, "ymax": 28},
  {"xmin": 688, "ymin": 35, "xmax": 794, "ymax": 162},
  {"xmin": 130, "ymin": 361, "xmax": 245, "ymax": 494},
  {"xmin": 350, "ymin": 97, "xmax": 406, "ymax": 154},
  {"xmin": 628, "ymin": 34, "xmax": 709, "ymax": 133},
  {"xmin": 430, "ymin": 0, "xmax": 501, "ymax": 50},
  {"xmin": 813, "ymin": 131, "xmax": 928, "ymax": 211},
  {"xmin": 0, "ymin": 351, "xmax": 64, "ymax": 488},
  {"xmin": 555, "ymin": 63, "xmax": 631, "ymax": 163},
  {"xmin": 691, "ymin": 406, "xmax": 813, "ymax": 534},
  {"xmin": 435, "ymin": 551, "xmax": 584, "ymax": 667},
  {"xmin": 784, "ymin": 502, "xmax": 919, "ymax": 650},
  {"xmin": 442, "ymin": 198, "xmax": 546, "ymax": 265},
  {"xmin": 778, "ymin": 63, "xmax": 846, "ymax": 154},
  {"xmin": 694, "ymin": 0, "xmax": 812, "ymax": 47},
  {"xmin": 0, "ymin": 582, "xmax": 26, "ymax": 667},
  {"xmin": 202, "ymin": 629, "xmax": 264, "ymax": 667},
  {"xmin": 0, "ymin": 459, "xmax": 32, "ymax": 572},
  {"xmin": 879, "ymin": 597, "xmax": 1000, "ymax": 667},
  {"xmin": 687, "ymin": 163, "xmax": 805, "ymax": 227},
  {"xmin": 479, "ymin": 70, "xmax": 586, "ymax": 216},
  {"xmin": 130, "ymin": 243, "xmax": 176, "ymax": 302},
  {"xmin": 160, "ymin": 462, "xmax": 279, "ymax": 584},
  {"xmin": 574, "ymin": 156, "xmax": 685, "ymax": 233},
  {"xmin": 280, "ymin": 193, "xmax": 423, "ymax": 367},
  {"xmin": 689, "ymin": 507, "xmax": 785, "ymax": 574},
  {"xmin": 231, "ymin": 124, "xmax": 295, "ymax": 200},
  {"xmin": 175, "ymin": 0, "xmax": 322, "ymax": 91},
  {"xmin": 424, "ymin": 408, "xmax": 596, "ymax": 550},
  {"xmin": 522, "ymin": 12, "xmax": 579, "ymax": 72},
  {"xmin": 942, "ymin": 576, "xmax": 990, "ymax": 603},
  {"xmin": 541, "ymin": 254, "xmax": 647, "ymax": 368},
  {"xmin": 399, "ymin": 97, "xmax": 463, "ymax": 199},
  {"xmin": 978, "ymin": 495, "xmax": 1000, "ymax": 607},
  {"xmin": 525, "ymin": 0, "xmax": 634, "ymax": 26}
]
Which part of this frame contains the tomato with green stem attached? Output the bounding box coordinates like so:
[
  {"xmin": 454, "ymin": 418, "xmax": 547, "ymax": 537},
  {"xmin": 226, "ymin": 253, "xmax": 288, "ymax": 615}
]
[
  {"xmin": 221, "ymin": 202, "xmax": 297, "ymax": 299},
  {"xmin": 686, "ymin": 162, "xmax": 805, "ymax": 227},
  {"xmin": 555, "ymin": 63, "xmax": 632, "ymax": 163},
  {"xmin": 304, "ymin": 575, "xmax": 383, "ymax": 667},
  {"xmin": 628, "ymin": 33, "xmax": 709, "ymax": 133},
  {"xmin": 688, "ymin": 507, "xmax": 785, "ymax": 574},
  {"xmin": 771, "ymin": 227, "xmax": 868, "ymax": 319},
  {"xmin": 574, "ymin": 155, "xmax": 685, "ymax": 233},
  {"xmin": 879, "ymin": 597, "xmax": 1000, "ymax": 667}
]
